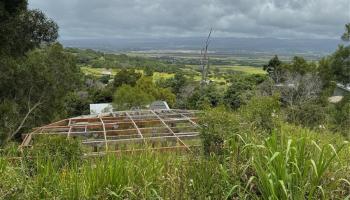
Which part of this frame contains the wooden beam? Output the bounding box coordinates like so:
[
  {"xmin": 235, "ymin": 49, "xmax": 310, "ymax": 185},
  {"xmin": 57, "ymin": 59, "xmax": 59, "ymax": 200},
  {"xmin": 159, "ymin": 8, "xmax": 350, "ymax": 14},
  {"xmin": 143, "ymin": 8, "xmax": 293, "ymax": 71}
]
[
  {"xmin": 67, "ymin": 118, "xmax": 72, "ymax": 139},
  {"xmin": 179, "ymin": 113, "xmax": 199, "ymax": 128},
  {"xmin": 82, "ymin": 133, "xmax": 199, "ymax": 145},
  {"xmin": 150, "ymin": 110, "xmax": 192, "ymax": 152},
  {"xmin": 85, "ymin": 145, "xmax": 201, "ymax": 157},
  {"xmin": 98, "ymin": 115, "xmax": 108, "ymax": 152},
  {"xmin": 20, "ymin": 129, "xmax": 40, "ymax": 147},
  {"xmin": 125, "ymin": 111, "xmax": 143, "ymax": 139}
]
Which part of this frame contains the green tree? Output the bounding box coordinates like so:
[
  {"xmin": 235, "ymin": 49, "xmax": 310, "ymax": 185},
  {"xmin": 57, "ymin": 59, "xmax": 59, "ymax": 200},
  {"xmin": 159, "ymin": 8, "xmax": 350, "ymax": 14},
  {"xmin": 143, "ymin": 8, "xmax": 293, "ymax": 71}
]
[
  {"xmin": 0, "ymin": 0, "xmax": 58, "ymax": 57},
  {"xmin": 143, "ymin": 66, "xmax": 154, "ymax": 76},
  {"xmin": 113, "ymin": 69, "xmax": 142, "ymax": 88},
  {"xmin": 318, "ymin": 45, "xmax": 350, "ymax": 85},
  {"xmin": 329, "ymin": 45, "xmax": 350, "ymax": 84},
  {"xmin": 240, "ymin": 95, "xmax": 280, "ymax": 132},
  {"xmin": 113, "ymin": 76, "xmax": 176, "ymax": 110},
  {"xmin": 136, "ymin": 77, "xmax": 176, "ymax": 107},
  {"xmin": 156, "ymin": 73, "xmax": 188, "ymax": 102},
  {"xmin": 199, "ymin": 106, "xmax": 240, "ymax": 155},
  {"xmin": 99, "ymin": 75, "xmax": 110, "ymax": 84},
  {"xmin": 0, "ymin": 0, "xmax": 62, "ymax": 145},
  {"xmin": 330, "ymin": 94, "xmax": 350, "ymax": 136},
  {"xmin": 165, "ymin": 73, "xmax": 187, "ymax": 95},
  {"xmin": 317, "ymin": 24, "xmax": 350, "ymax": 86},
  {"xmin": 223, "ymin": 75, "xmax": 257, "ymax": 109},
  {"xmin": 0, "ymin": 44, "xmax": 81, "ymax": 145},
  {"xmin": 224, "ymin": 82, "xmax": 252, "ymax": 110},
  {"xmin": 187, "ymin": 84, "xmax": 223, "ymax": 109},
  {"xmin": 285, "ymin": 101, "xmax": 327, "ymax": 128},
  {"xmin": 90, "ymin": 86, "xmax": 113, "ymax": 103},
  {"xmin": 263, "ymin": 55, "xmax": 284, "ymax": 83},
  {"xmin": 341, "ymin": 23, "xmax": 350, "ymax": 41},
  {"xmin": 113, "ymin": 84, "xmax": 154, "ymax": 110},
  {"xmin": 286, "ymin": 56, "xmax": 317, "ymax": 75},
  {"xmin": 64, "ymin": 92, "xmax": 91, "ymax": 117}
]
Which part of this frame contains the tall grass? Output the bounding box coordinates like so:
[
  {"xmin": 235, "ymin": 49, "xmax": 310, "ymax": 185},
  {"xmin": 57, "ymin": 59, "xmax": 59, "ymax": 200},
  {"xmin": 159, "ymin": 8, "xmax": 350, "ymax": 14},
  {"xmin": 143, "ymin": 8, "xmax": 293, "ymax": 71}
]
[
  {"xmin": 1, "ymin": 152, "xmax": 239, "ymax": 199},
  {"xmin": 199, "ymin": 107, "xmax": 350, "ymax": 199},
  {"xmin": 0, "ymin": 116, "xmax": 349, "ymax": 199},
  {"xmin": 252, "ymin": 130, "xmax": 349, "ymax": 199}
]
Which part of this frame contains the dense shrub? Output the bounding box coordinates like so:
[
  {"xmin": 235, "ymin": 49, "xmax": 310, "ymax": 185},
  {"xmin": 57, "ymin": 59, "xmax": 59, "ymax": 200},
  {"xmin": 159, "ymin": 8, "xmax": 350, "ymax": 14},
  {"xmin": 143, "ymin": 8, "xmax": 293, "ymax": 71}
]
[
  {"xmin": 240, "ymin": 95, "xmax": 281, "ymax": 132},
  {"xmin": 328, "ymin": 95, "xmax": 350, "ymax": 137},
  {"xmin": 199, "ymin": 106, "xmax": 240, "ymax": 155},
  {"xmin": 186, "ymin": 84, "xmax": 223, "ymax": 109},
  {"xmin": 285, "ymin": 102, "xmax": 328, "ymax": 128}
]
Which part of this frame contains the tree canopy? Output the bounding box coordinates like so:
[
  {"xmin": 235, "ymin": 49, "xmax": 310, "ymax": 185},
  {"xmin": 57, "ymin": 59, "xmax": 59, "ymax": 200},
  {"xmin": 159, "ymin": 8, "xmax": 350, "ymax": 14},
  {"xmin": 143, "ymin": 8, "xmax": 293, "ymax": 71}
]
[
  {"xmin": 0, "ymin": 1, "xmax": 77, "ymax": 145},
  {"xmin": 113, "ymin": 69, "xmax": 142, "ymax": 88},
  {"xmin": 318, "ymin": 45, "xmax": 350, "ymax": 85},
  {"xmin": 0, "ymin": 0, "xmax": 58, "ymax": 57},
  {"xmin": 0, "ymin": 44, "xmax": 81, "ymax": 144},
  {"xmin": 113, "ymin": 77, "xmax": 175, "ymax": 110},
  {"xmin": 341, "ymin": 23, "xmax": 350, "ymax": 41}
]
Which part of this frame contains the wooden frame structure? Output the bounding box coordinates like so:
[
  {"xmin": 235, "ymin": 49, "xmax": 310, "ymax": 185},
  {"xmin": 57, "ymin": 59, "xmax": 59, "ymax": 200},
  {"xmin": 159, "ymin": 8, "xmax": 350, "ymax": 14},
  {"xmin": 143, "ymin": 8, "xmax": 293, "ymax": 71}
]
[{"xmin": 21, "ymin": 109, "xmax": 201, "ymax": 156}]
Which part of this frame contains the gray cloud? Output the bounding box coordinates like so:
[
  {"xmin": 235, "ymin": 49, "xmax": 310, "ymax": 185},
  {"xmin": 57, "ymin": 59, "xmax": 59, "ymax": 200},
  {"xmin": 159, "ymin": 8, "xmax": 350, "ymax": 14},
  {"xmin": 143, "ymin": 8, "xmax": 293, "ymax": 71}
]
[{"xmin": 29, "ymin": 0, "xmax": 350, "ymax": 39}]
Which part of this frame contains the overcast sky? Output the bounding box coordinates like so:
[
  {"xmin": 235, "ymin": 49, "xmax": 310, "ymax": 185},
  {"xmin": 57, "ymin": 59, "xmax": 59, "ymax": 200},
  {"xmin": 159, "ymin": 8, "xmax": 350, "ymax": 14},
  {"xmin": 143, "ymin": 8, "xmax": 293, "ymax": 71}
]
[{"xmin": 29, "ymin": 0, "xmax": 350, "ymax": 40}]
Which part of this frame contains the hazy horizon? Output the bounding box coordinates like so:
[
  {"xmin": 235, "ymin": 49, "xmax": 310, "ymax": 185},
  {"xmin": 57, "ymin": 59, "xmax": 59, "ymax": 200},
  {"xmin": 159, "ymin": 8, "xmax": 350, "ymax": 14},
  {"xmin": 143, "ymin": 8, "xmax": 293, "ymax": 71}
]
[{"xmin": 60, "ymin": 36, "xmax": 344, "ymax": 56}]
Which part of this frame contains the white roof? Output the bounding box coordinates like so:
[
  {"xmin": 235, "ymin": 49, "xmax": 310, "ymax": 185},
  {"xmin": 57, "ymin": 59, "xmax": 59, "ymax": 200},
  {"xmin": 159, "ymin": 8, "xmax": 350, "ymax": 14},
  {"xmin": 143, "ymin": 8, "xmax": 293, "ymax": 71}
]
[
  {"xmin": 150, "ymin": 101, "xmax": 170, "ymax": 110},
  {"xmin": 101, "ymin": 71, "xmax": 112, "ymax": 75},
  {"xmin": 336, "ymin": 83, "xmax": 350, "ymax": 92},
  {"xmin": 90, "ymin": 103, "xmax": 113, "ymax": 114}
]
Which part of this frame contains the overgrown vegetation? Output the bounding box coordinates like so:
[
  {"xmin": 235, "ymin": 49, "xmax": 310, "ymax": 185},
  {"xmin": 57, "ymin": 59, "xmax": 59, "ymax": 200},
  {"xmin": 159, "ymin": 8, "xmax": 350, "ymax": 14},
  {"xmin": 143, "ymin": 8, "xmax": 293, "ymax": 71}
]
[
  {"xmin": 1, "ymin": 1, "xmax": 349, "ymax": 199},
  {"xmin": 1, "ymin": 106, "xmax": 349, "ymax": 199}
]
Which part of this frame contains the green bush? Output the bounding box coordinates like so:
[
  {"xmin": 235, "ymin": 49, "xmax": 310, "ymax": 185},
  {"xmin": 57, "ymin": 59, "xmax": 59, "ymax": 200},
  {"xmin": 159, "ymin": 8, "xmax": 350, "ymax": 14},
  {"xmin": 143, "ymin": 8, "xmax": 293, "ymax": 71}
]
[
  {"xmin": 329, "ymin": 95, "xmax": 350, "ymax": 137},
  {"xmin": 240, "ymin": 94, "xmax": 281, "ymax": 132},
  {"xmin": 199, "ymin": 106, "xmax": 240, "ymax": 155},
  {"xmin": 285, "ymin": 102, "xmax": 327, "ymax": 128}
]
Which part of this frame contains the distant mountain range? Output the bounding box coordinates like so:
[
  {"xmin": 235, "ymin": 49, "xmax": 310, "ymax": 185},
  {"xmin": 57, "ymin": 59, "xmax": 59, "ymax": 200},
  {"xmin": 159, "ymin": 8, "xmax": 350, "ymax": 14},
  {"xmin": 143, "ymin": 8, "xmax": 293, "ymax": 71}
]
[{"xmin": 60, "ymin": 37, "xmax": 345, "ymax": 56}]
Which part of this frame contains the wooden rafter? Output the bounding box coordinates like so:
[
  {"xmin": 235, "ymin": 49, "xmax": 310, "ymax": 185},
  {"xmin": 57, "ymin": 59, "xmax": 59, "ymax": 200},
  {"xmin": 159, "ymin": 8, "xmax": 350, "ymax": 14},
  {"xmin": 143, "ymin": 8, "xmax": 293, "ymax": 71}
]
[
  {"xmin": 125, "ymin": 111, "xmax": 143, "ymax": 139},
  {"xmin": 150, "ymin": 110, "xmax": 192, "ymax": 152},
  {"xmin": 98, "ymin": 115, "xmax": 108, "ymax": 151}
]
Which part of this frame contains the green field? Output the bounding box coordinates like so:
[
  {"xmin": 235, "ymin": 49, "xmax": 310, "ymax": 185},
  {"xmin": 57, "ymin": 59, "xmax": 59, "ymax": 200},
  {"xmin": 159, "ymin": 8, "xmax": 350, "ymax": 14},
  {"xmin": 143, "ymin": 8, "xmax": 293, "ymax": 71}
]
[
  {"xmin": 81, "ymin": 64, "xmax": 264, "ymax": 85},
  {"xmin": 219, "ymin": 65, "xmax": 266, "ymax": 74},
  {"xmin": 81, "ymin": 66, "xmax": 175, "ymax": 81}
]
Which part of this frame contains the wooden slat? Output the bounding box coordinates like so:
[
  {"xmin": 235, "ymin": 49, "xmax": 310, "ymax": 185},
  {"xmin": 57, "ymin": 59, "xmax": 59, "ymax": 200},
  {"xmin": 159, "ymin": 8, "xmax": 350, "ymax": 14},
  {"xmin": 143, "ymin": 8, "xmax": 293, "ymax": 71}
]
[
  {"xmin": 98, "ymin": 115, "xmax": 108, "ymax": 151},
  {"xmin": 150, "ymin": 110, "xmax": 192, "ymax": 152},
  {"xmin": 85, "ymin": 145, "xmax": 201, "ymax": 157},
  {"xmin": 125, "ymin": 111, "xmax": 143, "ymax": 139},
  {"xmin": 67, "ymin": 119, "xmax": 72, "ymax": 138},
  {"xmin": 82, "ymin": 134, "xmax": 199, "ymax": 145}
]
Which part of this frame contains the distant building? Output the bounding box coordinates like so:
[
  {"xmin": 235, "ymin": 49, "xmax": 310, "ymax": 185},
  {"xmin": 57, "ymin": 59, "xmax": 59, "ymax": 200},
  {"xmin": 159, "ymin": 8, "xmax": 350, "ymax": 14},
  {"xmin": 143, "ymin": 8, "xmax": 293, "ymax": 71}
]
[
  {"xmin": 90, "ymin": 101, "xmax": 170, "ymax": 114},
  {"xmin": 150, "ymin": 101, "xmax": 170, "ymax": 110},
  {"xmin": 90, "ymin": 103, "xmax": 113, "ymax": 114},
  {"xmin": 333, "ymin": 83, "xmax": 350, "ymax": 96},
  {"xmin": 101, "ymin": 70, "xmax": 112, "ymax": 76},
  {"xmin": 328, "ymin": 83, "xmax": 350, "ymax": 103}
]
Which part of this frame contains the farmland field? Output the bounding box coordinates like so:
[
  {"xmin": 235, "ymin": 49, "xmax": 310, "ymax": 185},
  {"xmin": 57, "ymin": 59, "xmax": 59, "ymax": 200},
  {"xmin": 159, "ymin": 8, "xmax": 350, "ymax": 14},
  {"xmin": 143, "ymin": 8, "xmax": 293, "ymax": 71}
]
[
  {"xmin": 80, "ymin": 64, "xmax": 264, "ymax": 85},
  {"xmin": 81, "ymin": 66, "xmax": 175, "ymax": 81},
  {"xmin": 218, "ymin": 65, "xmax": 266, "ymax": 74}
]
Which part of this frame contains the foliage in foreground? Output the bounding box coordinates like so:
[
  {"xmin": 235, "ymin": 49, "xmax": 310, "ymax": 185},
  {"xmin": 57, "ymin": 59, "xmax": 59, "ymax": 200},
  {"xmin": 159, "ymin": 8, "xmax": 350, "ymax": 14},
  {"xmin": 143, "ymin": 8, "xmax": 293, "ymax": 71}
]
[{"xmin": 1, "ymin": 107, "xmax": 349, "ymax": 199}]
